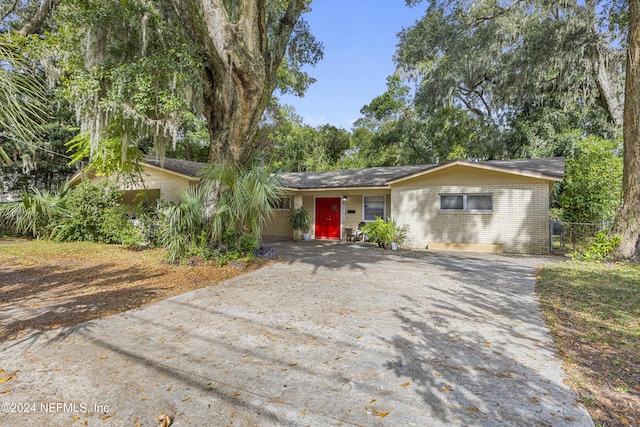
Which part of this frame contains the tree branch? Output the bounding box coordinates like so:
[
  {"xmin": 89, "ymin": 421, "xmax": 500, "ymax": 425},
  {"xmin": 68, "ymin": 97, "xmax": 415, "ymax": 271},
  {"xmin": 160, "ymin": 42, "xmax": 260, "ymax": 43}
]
[
  {"xmin": 457, "ymin": 91, "xmax": 486, "ymax": 118},
  {"xmin": 268, "ymin": 0, "xmax": 305, "ymax": 76},
  {"xmin": 18, "ymin": 0, "xmax": 61, "ymax": 36},
  {"xmin": 1, "ymin": 0, "xmax": 20, "ymax": 24},
  {"xmin": 472, "ymin": 0, "xmax": 525, "ymax": 25}
]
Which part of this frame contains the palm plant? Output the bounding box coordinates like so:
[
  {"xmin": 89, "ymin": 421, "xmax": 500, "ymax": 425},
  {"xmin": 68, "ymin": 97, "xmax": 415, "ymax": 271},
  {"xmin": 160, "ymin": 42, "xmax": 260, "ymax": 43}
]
[
  {"xmin": 0, "ymin": 34, "xmax": 49, "ymax": 163},
  {"xmin": 0, "ymin": 182, "xmax": 69, "ymax": 238},
  {"xmin": 158, "ymin": 186, "xmax": 206, "ymax": 264},
  {"xmin": 199, "ymin": 161, "xmax": 283, "ymax": 245},
  {"xmin": 157, "ymin": 159, "xmax": 283, "ymax": 263}
]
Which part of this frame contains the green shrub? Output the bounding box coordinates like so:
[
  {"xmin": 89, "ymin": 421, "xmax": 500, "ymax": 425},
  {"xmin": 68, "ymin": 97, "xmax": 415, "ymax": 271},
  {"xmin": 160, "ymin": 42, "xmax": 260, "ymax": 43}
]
[
  {"xmin": 52, "ymin": 181, "xmax": 138, "ymax": 244},
  {"xmin": 133, "ymin": 207, "xmax": 161, "ymax": 248},
  {"xmin": 362, "ymin": 216, "xmax": 409, "ymax": 248},
  {"xmin": 559, "ymin": 136, "xmax": 622, "ymax": 224},
  {"xmin": 570, "ymin": 232, "xmax": 622, "ymax": 262}
]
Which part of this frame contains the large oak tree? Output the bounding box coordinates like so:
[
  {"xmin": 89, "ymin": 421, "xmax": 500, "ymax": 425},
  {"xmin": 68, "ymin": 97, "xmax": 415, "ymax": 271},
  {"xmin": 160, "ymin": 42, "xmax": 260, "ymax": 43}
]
[
  {"xmin": 167, "ymin": 0, "xmax": 315, "ymax": 164},
  {"xmin": 614, "ymin": 0, "xmax": 640, "ymax": 258},
  {"xmin": 44, "ymin": 0, "xmax": 320, "ymax": 167}
]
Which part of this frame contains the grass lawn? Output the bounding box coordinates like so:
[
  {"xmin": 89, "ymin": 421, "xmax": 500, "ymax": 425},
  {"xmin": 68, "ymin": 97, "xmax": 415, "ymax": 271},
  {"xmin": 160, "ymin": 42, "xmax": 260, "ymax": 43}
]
[
  {"xmin": 537, "ymin": 261, "xmax": 640, "ymax": 427},
  {"xmin": 0, "ymin": 239, "xmax": 262, "ymax": 343}
]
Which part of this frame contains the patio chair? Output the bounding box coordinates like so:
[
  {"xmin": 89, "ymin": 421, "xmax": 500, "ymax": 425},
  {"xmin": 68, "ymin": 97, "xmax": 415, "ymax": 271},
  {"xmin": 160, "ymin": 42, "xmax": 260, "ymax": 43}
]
[
  {"xmin": 353, "ymin": 221, "xmax": 367, "ymax": 243},
  {"xmin": 343, "ymin": 227, "xmax": 354, "ymax": 242}
]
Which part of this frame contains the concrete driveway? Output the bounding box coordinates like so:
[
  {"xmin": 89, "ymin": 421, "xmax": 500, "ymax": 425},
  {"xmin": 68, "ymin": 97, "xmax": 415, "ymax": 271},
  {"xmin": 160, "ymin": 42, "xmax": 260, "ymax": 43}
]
[{"xmin": 0, "ymin": 242, "xmax": 592, "ymax": 426}]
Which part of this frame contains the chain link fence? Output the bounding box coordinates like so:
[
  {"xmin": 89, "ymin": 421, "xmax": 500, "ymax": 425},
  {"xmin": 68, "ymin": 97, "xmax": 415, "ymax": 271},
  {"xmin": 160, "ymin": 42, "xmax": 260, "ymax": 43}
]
[{"xmin": 550, "ymin": 220, "xmax": 604, "ymax": 253}]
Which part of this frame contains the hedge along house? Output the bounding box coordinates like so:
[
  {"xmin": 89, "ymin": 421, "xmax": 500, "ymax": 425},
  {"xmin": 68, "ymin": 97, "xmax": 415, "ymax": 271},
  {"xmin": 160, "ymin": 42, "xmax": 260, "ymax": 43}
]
[{"xmin": 70, "ymin": 156, "xmax": 564, "ymax": 255}]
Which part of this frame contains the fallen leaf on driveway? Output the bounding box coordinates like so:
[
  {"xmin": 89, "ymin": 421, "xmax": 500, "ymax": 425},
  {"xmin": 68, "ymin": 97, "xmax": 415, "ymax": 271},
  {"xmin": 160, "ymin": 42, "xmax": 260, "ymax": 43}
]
[
  {"xmin": 0, "ymin": 372, "xmax": 16, "ymax": 383},
  {"xmin": 442, "ymin": 386, "xmax": 452, "ymax": 392},
  {"xmin": 401, "ymin": 382, "xmax": 410, "ymax": 387},
  {"xmin": 0, "ymin": 388, "xmax": 9, "ymax": 394},
  {"xmin": 156, "ymin": 414, "xmax": 172, "ymax": 427}
]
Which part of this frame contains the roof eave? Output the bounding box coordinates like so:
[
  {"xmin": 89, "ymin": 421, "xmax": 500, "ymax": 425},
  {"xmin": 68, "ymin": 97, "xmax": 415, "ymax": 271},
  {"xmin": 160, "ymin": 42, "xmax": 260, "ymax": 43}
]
[
  {"xmin": 387, "ymin": 160, "xmax": 564, "ymax": 185},
  {"xmin": 143, "ymin": 162, "xmax": 201, "ymax": 182},
  {"xmin": 282, "ymin": 185, "xmax": 390, "ymax": 192}
]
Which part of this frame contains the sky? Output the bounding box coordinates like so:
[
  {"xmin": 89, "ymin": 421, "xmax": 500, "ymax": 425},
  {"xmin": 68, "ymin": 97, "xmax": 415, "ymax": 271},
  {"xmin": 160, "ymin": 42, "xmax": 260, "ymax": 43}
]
[{"xmin": 279, "ymin": 1, "xmax": 425, "ymax": 130}]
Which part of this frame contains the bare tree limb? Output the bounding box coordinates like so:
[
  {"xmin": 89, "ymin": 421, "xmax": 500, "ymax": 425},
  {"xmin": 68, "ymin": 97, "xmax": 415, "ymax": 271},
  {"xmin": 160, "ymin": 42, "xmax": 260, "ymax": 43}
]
[{"xmin": 18, "ymin": 0, "xmax": 61, "ymax": 36}]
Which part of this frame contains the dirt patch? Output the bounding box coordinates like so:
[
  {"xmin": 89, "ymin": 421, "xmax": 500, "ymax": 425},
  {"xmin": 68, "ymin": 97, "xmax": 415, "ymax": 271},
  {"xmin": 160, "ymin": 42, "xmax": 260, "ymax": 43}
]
[{"xmin": 0, "ymin": 241, "xmax": 261, "ymax": 343}]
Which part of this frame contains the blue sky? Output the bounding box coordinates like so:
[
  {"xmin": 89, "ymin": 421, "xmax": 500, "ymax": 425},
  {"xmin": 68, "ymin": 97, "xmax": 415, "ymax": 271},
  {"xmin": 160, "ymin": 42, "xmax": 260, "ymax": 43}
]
[{"xmin": 279, "ymin": 1, "xmax": 424, "ymax": 130}]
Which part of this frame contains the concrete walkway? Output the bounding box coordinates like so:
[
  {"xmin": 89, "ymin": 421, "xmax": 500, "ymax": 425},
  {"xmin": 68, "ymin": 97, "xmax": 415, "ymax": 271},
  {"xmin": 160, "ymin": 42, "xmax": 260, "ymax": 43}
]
[{"xmin": 0, "ymin": 242, "xmax": 593, "ymax": 426}]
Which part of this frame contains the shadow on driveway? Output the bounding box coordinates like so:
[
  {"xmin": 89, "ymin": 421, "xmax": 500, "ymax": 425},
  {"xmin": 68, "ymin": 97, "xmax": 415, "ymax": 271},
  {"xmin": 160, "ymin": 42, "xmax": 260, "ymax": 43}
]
[{"xmin": 0, "ymin": 241, "xmax": 592, "ymax": 426}]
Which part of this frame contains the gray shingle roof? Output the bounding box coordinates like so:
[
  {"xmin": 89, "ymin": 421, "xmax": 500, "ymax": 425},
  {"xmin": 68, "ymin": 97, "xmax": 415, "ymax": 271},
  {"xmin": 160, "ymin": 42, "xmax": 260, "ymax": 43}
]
[
  {"xmin": 482, "ymin": 157, "xmax": 565, "ymax": 180},
  {"xmin": 141, "ymin": 156, "xmax": 565, "ymax": 189},
  {"xmin": 144, "ymin": 155, "xmax": 206, "ymax": 178},
  {"xmin": 278, "ymin": 165, "xmax": 435, "ymax": 189},
  {"xmin": 279, "ymin": 157, "xmax": 565, "ymax": 189}
]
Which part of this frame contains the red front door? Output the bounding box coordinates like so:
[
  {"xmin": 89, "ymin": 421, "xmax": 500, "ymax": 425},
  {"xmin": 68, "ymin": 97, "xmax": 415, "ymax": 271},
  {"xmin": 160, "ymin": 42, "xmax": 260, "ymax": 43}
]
[{"xmin": 315, "ymin": 197, "xmax": 341, "ymax": 240}]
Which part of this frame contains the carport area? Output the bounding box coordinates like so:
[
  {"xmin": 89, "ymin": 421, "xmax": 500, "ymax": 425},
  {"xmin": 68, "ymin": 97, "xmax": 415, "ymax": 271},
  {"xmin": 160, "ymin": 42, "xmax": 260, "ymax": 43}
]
[{"xmin": 0, "ymin": 242, "xmax": 592, "ymax": 426}]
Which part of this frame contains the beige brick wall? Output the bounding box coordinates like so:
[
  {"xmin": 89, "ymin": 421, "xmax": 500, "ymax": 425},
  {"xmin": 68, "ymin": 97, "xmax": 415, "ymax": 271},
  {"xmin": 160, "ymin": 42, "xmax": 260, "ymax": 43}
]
[
  {"xmin": 263, "ymin": 209, "xmax": 294, "ymax": 240},
  {"xmin": 87, "ymin": 167, "xmax": 196, "ymax": 204},
  {"xmin": 391, "ymin": 183, "xmax": 551, "ymax": 254},
  {"xmin": 136, "ymin": 168, "xmax": 196, "ymax": 204}
]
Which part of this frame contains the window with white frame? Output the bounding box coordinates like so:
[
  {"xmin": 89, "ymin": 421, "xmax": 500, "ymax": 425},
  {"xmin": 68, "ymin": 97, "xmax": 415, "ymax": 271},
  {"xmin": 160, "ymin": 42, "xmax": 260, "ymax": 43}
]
[
  {"xmin": 439, "ymin": 194, "xmax": 492, "ymax": 211},
  {"xmin": 363, "ymin": 195, "xmax": 385, "ymax": 221},
  {"xmin": 271, "ymin": 196, "xmax": 292, "ymax": 210}
]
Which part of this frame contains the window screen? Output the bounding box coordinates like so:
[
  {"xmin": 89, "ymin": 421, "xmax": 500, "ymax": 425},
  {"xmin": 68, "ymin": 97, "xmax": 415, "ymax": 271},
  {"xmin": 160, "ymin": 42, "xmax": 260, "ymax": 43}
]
[
  {"xmin": 440, "ymin": 194, "xmax": 492, "ymax": 211},
  {"xmin": 467, "ymin": 194, "xmax": 492, "ymax": 211},
  {"xmin": 271, "ymin": 196, "xmax": 291, "ymax": 210},
  {"xmin": 364, "ymin": 195, "xmax": 385, "ymax": 221},
  {"xmin": 440, "ymin": 195, "xmax": 464, "ymax": 210}
]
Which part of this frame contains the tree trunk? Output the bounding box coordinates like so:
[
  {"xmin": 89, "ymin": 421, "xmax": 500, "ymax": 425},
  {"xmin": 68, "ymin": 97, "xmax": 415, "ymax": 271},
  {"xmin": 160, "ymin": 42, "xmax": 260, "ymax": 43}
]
[
  {"xmin": 595, "ymin": 46, "xmax": 624, "ymax": 127},
  {"xmin": 202, "ymin": 54, "xmax": 271, "ymax": 164},
  {"xmin": 588, "ymin": 1, "xmax": 624, "ymax": 128},
  {"xmin": 613, "ymin": 0, "xmax": 640, "ymax": 258},
  {"xmin": 167, "ymin": 0, "xmax": 306, "ymax": 164},
  {"xmin": 18, "ymin": 0, "xmax": 62, "ymax": 36}
]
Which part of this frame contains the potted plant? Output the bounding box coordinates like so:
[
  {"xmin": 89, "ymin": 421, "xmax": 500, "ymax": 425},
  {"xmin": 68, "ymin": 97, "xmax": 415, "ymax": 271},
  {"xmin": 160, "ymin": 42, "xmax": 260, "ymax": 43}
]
[
  {"xmin": 388, "ymin": 217, "xmax": 409, "ymax": 250},
  {"xmin": 362, "ymin": 217, "xmax": 393, "ymax": 248},
  {"xmin": 363, "ymin": 216, "xmax": 408, "ymax": 250},
  {"xmin": 288, "ymin": 206, "xmax": 311, "ymax": 240}
]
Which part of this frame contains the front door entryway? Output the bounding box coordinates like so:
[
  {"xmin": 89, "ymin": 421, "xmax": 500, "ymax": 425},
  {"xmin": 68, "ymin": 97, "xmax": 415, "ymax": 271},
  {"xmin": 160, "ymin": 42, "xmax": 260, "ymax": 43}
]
[{"xmin": 315, "ymin": 197, "xmax": 341, "ymax": 240}]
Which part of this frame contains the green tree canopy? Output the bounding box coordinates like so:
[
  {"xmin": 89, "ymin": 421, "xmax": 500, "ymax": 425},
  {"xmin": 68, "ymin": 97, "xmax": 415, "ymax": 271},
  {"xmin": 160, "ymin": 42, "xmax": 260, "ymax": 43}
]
[
  {"xmin": 559, "ymin": 136, "xmax": 623, "ymax": 224},
  {"xmin": 47, "ymin": 0, "xmax": 322, "ymax": 167},
  {"xmin": 398, "ymin": 0, "xmax": 625, "ymax": 130}
]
